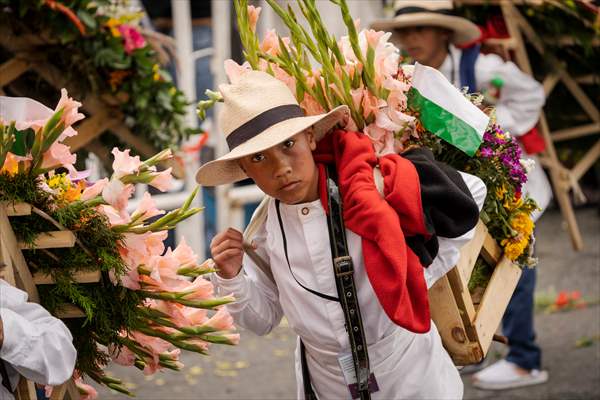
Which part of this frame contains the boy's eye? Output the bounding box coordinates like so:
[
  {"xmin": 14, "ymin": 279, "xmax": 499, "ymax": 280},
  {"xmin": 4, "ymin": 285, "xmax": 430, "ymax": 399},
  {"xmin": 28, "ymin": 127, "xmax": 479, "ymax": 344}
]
[
  {"xmin": 251, "ymin": 153, "xmax": 265, "ymax": 163},
  {"xmin": 283, "ymin": 139, "xmax": 295, "ymax": 149}
]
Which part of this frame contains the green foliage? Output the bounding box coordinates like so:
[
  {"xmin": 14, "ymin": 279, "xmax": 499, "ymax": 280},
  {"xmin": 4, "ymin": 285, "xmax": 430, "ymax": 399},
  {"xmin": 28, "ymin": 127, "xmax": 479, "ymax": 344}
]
[{"xmin": 0, "ymin": 0, "xmax": 194, "ymax": 149}]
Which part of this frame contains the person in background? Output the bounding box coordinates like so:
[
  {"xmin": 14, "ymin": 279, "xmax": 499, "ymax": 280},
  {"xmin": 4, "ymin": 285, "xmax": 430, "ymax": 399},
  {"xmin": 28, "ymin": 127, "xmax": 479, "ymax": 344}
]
[
  {"xmin": 372, "ymin": 0, "xmax": 553, "ymax": 391},
  {"xmin": 1, "ymin": 279, "xmax": 77, "ymax": 399}
]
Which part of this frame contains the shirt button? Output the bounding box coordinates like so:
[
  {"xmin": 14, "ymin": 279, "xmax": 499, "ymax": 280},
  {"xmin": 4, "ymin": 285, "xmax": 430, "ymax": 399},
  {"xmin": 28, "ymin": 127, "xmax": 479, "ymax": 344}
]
[{"xmin": 301, "ymin": 207, "xmax": 310, "ymax": 215}]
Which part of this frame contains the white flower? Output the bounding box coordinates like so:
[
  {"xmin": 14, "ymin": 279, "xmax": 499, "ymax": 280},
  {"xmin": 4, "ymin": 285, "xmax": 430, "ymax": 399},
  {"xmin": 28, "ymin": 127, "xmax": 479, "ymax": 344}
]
[{"xmin": 520, "ymin": 158, "xmax": 536, "ymax": 174}]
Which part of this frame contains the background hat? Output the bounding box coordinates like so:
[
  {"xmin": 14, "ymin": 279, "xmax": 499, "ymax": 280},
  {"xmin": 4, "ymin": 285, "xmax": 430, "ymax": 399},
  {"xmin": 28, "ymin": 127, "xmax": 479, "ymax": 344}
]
[
  {"xmin": 195, "ymin": 71, "xmax": 349, "ymax": 186},
  {"xmin": 371, "ymin": 0, "xmax": 481, "ymax": 46}
]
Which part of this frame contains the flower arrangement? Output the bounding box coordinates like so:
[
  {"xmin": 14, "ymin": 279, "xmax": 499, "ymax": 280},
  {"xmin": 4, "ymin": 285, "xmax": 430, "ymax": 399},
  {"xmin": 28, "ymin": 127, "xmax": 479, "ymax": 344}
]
[
  {"xmin": 198, "ymin": 0, "xmax": 538, "ymax": 267},
  {"xmin": 0, "ymin": 0, "xmax": 196, "ymax": 149},
  {"xmin": 0, "ymin": 92, "xmax": 237, "ymax": 396}
]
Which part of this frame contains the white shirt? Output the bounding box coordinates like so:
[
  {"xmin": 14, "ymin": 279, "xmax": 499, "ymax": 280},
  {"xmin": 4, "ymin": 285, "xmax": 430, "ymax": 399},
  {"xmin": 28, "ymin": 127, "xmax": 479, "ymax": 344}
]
[
  {"xmin": 0, "ymin": 280, "xmax": 76, "ymax": 398},
  {"xmin": 214, "ymin": 173, "xmax": 486, "ymax": 399},
  {"xmin": 440, "ymin": 46, "xmax": 552, "ymax": 219}
]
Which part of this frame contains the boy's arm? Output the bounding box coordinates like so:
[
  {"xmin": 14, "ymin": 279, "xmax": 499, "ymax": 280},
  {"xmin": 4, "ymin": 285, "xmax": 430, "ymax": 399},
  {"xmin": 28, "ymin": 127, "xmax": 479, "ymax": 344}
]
[
  {"xmin": 211, "ymin": 224, "xmax": 284, "ymax": 336},
  {"xmin": 0, "ymin": 280, "xmax": 76, "ymax": 386},
  {"xmin": 476, "ymin": 53, "xmax": 545, "ymax": 136}
]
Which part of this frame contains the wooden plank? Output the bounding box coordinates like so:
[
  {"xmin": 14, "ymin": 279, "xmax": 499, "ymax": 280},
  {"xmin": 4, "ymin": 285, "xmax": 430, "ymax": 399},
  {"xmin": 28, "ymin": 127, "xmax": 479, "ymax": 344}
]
[
  {"xmin": 0, "ymin": 206, "xmax": 39, "ymax": 302},
  {"xmin": 481, "ymin": 232, "xmax": 502, "ymax": 266},
  {"xmin": 474, "ymin": 257, "xmax": 522, "ymax": 355},
  {"xmin": 551, "ymin": 123, "xmax": 600, "ymax": 142},
  {"xmin": 0, "ymin": 241, "xmax": 17, "ymax": 286},
  {"xmin": 542, "ymin": 72, "xmax": 560, "ymax": 96},
  {"xmin": 50, "ymin": 382, "xmax": 68, "ymax": 400},
  {"xmin": 33, "ymin": 270, "xmax": 101, "ymax": 285},
  {"xmin": 571, "ymin": 139, "xmax": 600, "ymax": 182},
  {"xmin": 429, "ymin": 275, "xmax": 483, "ymax": 365},
  {"xmin": 16, "ymin": 378, "xmax": 36, "ymax": 400},
  {"xmin": 0, "ymin": 58, "xmax": 29, "ymax": 87},
  {"xmin": 1, "ymin": 201, "xmax": 32, "ymax": 216},
  {"xmin": 64, "ymin": 109, "xmax": 120, "ymax": 151},
  {"xmin": 55, "ymin": 303, "xmax": 86, "ymax": 319},
  {"xmin": 560, "ymin": 70, "xmax": 600, "ymax": 123},
  {"xmin": 446, "ymin": 267, "xmax": 477, "ymax": 329},
  {"xmin": 455, "ymin": 220, "xmax": 488, "ymax": 284},
  {"xmin": 19, "ymin": 231, "xmax": 76, "ymax": 250}
]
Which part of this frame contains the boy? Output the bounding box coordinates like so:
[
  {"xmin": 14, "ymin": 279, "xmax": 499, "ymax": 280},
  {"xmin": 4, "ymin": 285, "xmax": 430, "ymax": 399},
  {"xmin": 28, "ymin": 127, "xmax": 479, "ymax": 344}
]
[
  {"xmin": 372, "ymin": 0, "xmax": 552, "ymax": 390},
  {"xmin": 197, "ymin": 70, "xmax": 486, "ymax": 399}
]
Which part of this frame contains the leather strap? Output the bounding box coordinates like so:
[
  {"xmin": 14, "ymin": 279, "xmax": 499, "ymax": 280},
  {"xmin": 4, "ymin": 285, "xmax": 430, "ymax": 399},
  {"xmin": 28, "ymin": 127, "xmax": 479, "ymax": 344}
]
[{"xmin": 325, "ymin": 164, "xmax": 371, "ymax": 400}]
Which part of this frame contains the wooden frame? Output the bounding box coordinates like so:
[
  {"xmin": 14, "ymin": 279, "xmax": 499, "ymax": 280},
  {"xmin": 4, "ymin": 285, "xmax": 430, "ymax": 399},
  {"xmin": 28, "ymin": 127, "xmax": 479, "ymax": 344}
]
[
  {"xmin": 0, "ymin": 25, "xmax": 184, "ymax": 179},
  {"xmin": 429, "ymin": 221, "xmax": 522, "ymax": 365},
  {"xmin": 0, "ymin": 202, "xmax": 101, "ymax": 399},
  {"xmin": 455, "ymin": 0, "xmax": 600, "ymax": 251}
]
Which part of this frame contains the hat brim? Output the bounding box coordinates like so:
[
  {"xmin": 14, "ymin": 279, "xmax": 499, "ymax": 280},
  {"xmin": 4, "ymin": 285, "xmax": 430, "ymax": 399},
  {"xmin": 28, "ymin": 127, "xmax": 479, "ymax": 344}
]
[
  {"xmin": 370, "ymin": 13, "xmax": 481, "ymax": 46},
  {"xmin": 195, "ymin": 105, "xmax": 349, "ymax": 186}
]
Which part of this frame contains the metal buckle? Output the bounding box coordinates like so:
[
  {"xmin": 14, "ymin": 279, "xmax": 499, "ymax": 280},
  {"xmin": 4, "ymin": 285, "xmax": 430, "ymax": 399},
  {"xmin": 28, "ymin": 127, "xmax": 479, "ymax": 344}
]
[{"xmin": 334, "ymin": 256, "xmax": 353, "ymax": 276}]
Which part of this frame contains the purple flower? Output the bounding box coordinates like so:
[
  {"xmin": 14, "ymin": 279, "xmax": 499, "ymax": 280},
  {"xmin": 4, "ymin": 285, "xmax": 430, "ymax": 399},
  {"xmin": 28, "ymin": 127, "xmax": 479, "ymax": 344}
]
[{"xmin": 480, "ymin": 147, "xmax": 494, "ymax": 158}]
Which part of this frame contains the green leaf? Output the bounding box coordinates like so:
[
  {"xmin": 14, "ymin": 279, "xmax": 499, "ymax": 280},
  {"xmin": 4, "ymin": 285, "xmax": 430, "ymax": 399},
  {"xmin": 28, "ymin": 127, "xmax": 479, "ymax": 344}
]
[
  {"xmin": 77, "ymin": 10, "xmax": 97, "ymax": 30},
  {"xmin": 10, "ymin": 128, "xmax": 35, "ymax": 157}
]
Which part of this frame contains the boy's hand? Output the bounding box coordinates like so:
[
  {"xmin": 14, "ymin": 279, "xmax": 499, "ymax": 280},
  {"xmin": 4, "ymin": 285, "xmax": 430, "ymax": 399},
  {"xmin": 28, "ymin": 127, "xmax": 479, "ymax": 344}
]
[{"xmin": 211, "ymin": 228, "xmax": 244, "ymax": 279}]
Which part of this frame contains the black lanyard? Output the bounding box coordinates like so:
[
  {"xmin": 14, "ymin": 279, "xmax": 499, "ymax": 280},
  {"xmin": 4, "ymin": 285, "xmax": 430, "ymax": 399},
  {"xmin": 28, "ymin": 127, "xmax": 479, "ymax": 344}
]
[
  {"xmin": 275, "ymin": 165, "xmax": 371, "ymax": 400},
  {"xmin": 0, "ymin": 361, "xmax": 14, "ymax": 394}
]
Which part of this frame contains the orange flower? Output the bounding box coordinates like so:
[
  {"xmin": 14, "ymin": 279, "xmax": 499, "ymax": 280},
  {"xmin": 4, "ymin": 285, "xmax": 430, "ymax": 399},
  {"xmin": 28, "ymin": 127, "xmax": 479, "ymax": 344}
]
[{"xmin": 109, "ymin": 70, "xmax": 131, "ymax": 90}]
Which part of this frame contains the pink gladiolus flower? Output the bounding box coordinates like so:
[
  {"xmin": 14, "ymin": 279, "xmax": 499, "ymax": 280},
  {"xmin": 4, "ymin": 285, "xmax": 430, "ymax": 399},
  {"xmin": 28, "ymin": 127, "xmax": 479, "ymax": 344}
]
[
  {"xmin": 120, "ymin": 232, "xmax": 152, "ymax": 268},
  {"xmin": 41, "ymin": 142, "xmax": 76, "ymax": 170},
  {"xmin": 300, "ymin": 94, "xmax": 325, "ymax": 117},
  {"xmin": 204, "ymin": 308, "xmax": 234, "ymax": 331},
  {"xmin": 102, "ymin": 178, "xmax": 134, "ymax": 211},
  {"xmin": 364, "ymin": 29, "xmax": 385, "ymax": 49},
  {"xmin": 55, "ymin": 89, "xmax": 84, "ymax": 137},
  {"xmin": 97, "ymin": 204, "xmax": 131, "ymax": 226},
  {"xmin": 81, "ymin": 178, "xmax": 109, "ymax": 201},
  {"xmin": 172, "ymin": 238, "xmax": 197, "ymax": 266},
  {"xmin": 74, "ymin": 376, "xmax": 98, "ymax": 400},
  {"xmin": 182, "ymin": 307, "xmax": 208, "ymax": 326},
  {"xmin": 148, "ymin": 168, "xmax": 172, "ymax": 192},
  {"xmin": 260, "ymin": 29, "xmax": 280, "ymax": 55},
  {"xmin": 132, "ymin": 192, "xmax": 165, "ymax": 222},
  {"xmin": 121, "ymin": 266, "xmax": 141, "ymax": 290},
  {"xmin": 247, "ymin": 5, "xmax": 261, "ymax": 33},
  {"xmin": 181, "ymin": 276, "xmax": 215, "ymax": 300},
  {"xmin": 361, "ymin": 90, "xmax": 380, "ymax": 120},
  {"xmin": 111, "ymin": 148, "xmax": 142, "ymax": 178},
  {"xmin": 118, "ymin": 24, "xmax": 146, "ymax": 54},
  {"xmin": 111, "ymin": 345, "xmax": 136, "ymax": 366},
  {"xmin": 221, "ymin": 333, "xmax": 240, "ymax": 345},
  {"xmin": 364, "ymin": 123, "xmax": 395, "ymax": 156},
  {"xmin": 145, "ymin": 231, "xmax": 168, "ymax": 257}
]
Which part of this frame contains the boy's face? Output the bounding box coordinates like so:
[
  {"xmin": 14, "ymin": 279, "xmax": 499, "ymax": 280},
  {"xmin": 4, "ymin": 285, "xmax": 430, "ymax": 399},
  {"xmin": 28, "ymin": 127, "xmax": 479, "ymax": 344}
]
[
  {"xmin": 239, "ymin": 129, "xmax": 319, "ymax": 205},
  {"xmin": 394, "ymin": 26, "xmax": 451, "ymax": 69}
]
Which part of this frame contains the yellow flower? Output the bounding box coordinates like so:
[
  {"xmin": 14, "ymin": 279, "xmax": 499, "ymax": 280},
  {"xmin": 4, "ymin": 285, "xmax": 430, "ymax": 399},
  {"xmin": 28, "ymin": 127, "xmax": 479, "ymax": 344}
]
[
  {"xmin": 1, "ymin": 153, "xmax": 21, "ymax": 175},
  {"xmin": 63, "ymin": 181, "xmax": 86, "ymax": 203},
  {"xmin": 495, "ymin": 185, "xmax": 507, "ymax": 200},
  {"xmin": 501, "ymin": 235, "xmax": 529, "ymax": 261},
  {"xmin": 106, "ymin": 18, "xmax": 121, "ymax": 37},
  {"xmin": 510, "ymin": 212, "xmax": 534, "ymax": 236},
  {"xmin": 169, "ymin": 87, "xmax": 177, "ymax": 96},
  {"xmin": 152, "ymin": 64, "xmax": 161, "ymax": 82}
]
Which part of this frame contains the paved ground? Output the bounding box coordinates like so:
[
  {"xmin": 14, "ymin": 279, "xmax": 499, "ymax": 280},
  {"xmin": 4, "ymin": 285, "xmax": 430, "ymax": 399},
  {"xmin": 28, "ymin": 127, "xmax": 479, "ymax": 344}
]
[{"xmin": 94, "ymin": 207, "xmax": 600, "ymax": 399}]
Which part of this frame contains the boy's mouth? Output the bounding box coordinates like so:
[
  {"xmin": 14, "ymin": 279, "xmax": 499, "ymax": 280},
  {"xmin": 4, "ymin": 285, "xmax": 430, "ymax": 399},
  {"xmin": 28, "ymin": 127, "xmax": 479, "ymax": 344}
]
[{"xmin": 279, "ymin": 180, "xmax": 301, "ymax": 192}]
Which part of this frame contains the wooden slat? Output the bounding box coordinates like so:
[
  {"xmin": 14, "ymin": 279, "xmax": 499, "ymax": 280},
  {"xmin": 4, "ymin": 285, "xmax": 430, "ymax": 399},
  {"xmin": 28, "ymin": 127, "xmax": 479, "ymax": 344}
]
[
  {"xmin": 571, "ymin": 139, "xmax": 600, "ymax": 182},
  {"xmin": 429, "ymin": 275, "xmax": 483, "ymax": 365},
  {"xmin": 0, "ymin": 58, "xmax": 29, "ymax": 87},
  {"xmin": 33, "ymin": 270, "xmax": 101, "ymax": 285},
  {"xmin": 19, "ymin": 231, "xmax": 76, "ymax": 250},
  {"xmin": 455, "ymin": 220, "xmax": 488, "ymax": 284},
  {"xmin": 16, "ymin": 378, "xmax": 36, "ymax": 400},
  {"xmin": 446, "ymin": 267, "xmax": 477, "ymax": 329},
  {"xmin": 480, "ymin": 232, "xmax": 502, "ymax": 265},
  {"xmin": 0, "ymin": 206, "xmax": 39, "ymax": 302},
  {"xmin": 1, "ymin": 201, "xmax": 32, "ymax": 216},
  {"xmin": 474, "ymin": 258, "xmax": 522, "ymax": 355},
  {"xmin": 551, "ymin": 123, "xmax": 600, "ymax": 142},
  {"xmin": 55, "ymin": 303, "xmax": 86, "ymax": 319},
  {"xmin": 64, "ymin": 109, "xmax": 120, "ymax": 151},
  {"xmin": 542, "ymin": 72, "xmax": 560, "ymax": 96}
]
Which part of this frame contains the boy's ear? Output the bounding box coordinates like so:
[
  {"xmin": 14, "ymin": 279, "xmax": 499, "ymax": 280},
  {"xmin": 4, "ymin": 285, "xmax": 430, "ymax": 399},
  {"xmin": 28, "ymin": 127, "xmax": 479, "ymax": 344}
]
[{"xmin": 306, "ymin": 128, "xmax": 317, "ymax": 151}]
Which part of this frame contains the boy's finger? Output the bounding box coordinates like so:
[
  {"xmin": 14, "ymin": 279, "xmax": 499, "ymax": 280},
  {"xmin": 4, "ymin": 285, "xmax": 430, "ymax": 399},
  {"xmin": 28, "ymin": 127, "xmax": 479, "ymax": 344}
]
[
  {"xmin": 225, "ymin": 227, "xmax": 243, "ymax": 240},
  {"xmin": 213, "ymin": 248, "xmax": 243, "ymax": 263},
  {"xmin": 211, "ymin": 239, "xmax": 244, "ymax": 256}
]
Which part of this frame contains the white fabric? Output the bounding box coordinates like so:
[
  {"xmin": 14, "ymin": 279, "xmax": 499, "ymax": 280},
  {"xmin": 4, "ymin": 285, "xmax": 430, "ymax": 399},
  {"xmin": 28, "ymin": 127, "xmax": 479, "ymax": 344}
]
[
  {"xmin": 412, "ymin": 63, "xmax": 490, "ymax": 137},
  {"xmin": 425, "ymin": 172, "xmax": 487, "ymax": 288},
  {"xmin": 0, "ymin": 280, "xmax": 76, "ymax": 399},
  {"xmin": 439, "ymin": 46, "xmax": 553, "ymax": 218},
  {"xmin": 213, "ymin": 173, "xmax": 486, "ymax": 399}
]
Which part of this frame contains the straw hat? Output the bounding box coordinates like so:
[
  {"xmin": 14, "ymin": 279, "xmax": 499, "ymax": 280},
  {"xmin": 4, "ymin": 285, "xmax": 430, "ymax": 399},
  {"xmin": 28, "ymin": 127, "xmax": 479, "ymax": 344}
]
[
  {"xmin": 371, "ymin": 1, "xmax": 481, "ymax": 46},
  {"xmin": 195, "ymin": 71, "xmax": 349, "ymax": 186}
]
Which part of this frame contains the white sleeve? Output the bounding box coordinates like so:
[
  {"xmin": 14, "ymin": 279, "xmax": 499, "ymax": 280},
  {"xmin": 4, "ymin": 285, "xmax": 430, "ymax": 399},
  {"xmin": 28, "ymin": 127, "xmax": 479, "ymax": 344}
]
[
  {"xmin": 425, "ymin": 172, "xmax": 487, "ymax": 288},
  {"xmin": 475, "ymin": 53, "xmax": 545, "ymax": 136},
  {"xmin": 212, "ymin": 220, "xmax": 284, "ymax": 336},
  {"xmin": 0, "ymin": 280, "xmax": 76, "ymax": 385}
]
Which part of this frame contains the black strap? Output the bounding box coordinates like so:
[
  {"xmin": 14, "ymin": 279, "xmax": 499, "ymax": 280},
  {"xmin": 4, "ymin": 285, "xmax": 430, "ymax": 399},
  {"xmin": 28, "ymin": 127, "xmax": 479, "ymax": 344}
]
[
  {"xmin": 300, "ymin": 341, "xmax": 318, "ymax": 400},
  {"xmin": 325, "ymin": 165, "xmax": 371, "ymax": 400},
  {"xmin": 0, "ymin": 360, "xmax": 14, "ymax": 394}
]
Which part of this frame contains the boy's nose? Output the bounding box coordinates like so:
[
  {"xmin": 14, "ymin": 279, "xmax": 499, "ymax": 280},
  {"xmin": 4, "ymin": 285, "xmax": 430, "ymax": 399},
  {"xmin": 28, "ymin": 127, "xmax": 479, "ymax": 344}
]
[{"xmin": 273, "ymin": 156, "xmax": 292, "ymax": 178}]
